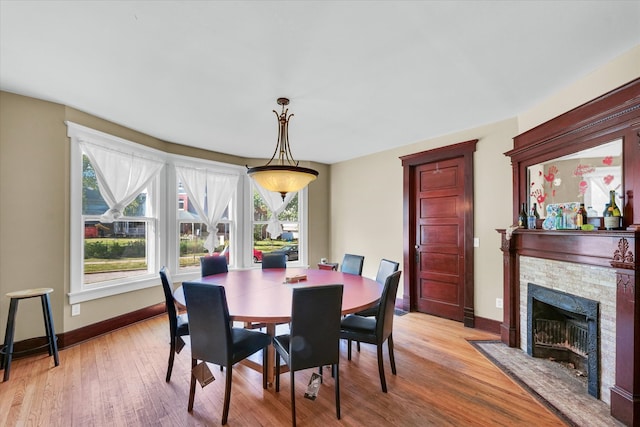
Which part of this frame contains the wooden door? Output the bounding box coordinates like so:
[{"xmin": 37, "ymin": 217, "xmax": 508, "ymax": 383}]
[
  {"xmin": 414, "ymin": 157, "xmax": 465, "ymax": 321},
  {"xmin": 401, "ymin": 140, "xmax": 476, "ymax": 327}
]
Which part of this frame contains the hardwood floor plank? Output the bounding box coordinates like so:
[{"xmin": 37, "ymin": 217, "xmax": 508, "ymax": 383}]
[{"xmin": 0, "ymin": 312, "xmax": 568, "ymax": 426}]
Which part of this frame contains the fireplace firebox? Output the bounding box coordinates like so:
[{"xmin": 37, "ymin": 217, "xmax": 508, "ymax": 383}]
[{"xmin": 527, "ymin": 283, "xmax": 600, "ymax": 398}]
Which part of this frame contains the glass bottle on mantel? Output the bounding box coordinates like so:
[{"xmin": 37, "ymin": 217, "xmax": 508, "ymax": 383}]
[
  {"xmin": 532, "ymin": 203, "xmax": 540, "ymax": 219},
  {"xmin": 576, "ymin": 203, "xmax": 586, "ymax": 228},
  {"xmin": 604, "ymin": 190, "xmax": 622, "ymax": 230},
  {"xmin": 518, "ymin": 203, "xmax": 528, "ymax": 228}
]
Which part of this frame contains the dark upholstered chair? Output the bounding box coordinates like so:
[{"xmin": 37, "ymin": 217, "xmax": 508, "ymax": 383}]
[
  {"xmin": 355, "ymin": 259, "xmax": 400, "ymax": 318},
  {"xmin": 262, "ymin": 252, "xmax": 287, "ymax": 269},
  {"xmin": 159, "ymin": 266, "xmax": 189, "ymax": 382},
  {"xmin": 273, "ymin": 285, "xmax": 344, "ymax": 427},
  {"xmin": 340, "ymin": 270, "xmax": 402, "ymax": 393},
  {"xmin": 200, "ymin": 255, "xmax": 228, "ymax": 276},
  {"xmin": 182, "ymin": 282, "xmax": 271, "ymax": 425},
  {"xmin": 340, "ymin": 253, "xmax": 364, "ymax": 275}
]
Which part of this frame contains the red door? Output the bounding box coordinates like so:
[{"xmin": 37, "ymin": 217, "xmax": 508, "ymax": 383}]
[{"xmin": 414, "ymin": 157, "xmax": 466, "ymax": 321}]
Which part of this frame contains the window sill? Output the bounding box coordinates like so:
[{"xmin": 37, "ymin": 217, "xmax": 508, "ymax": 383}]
[{"xmin": 68, "ymin": 276, "xmax": 159, "ymax": 304}]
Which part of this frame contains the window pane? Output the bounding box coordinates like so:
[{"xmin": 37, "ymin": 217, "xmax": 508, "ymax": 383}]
[
  {"xmin": 178, "ymin": 221, "xmax": 208, "ymax": 272},
  {"xmin": 252, "ymin": 189, "xmax": 300, "ymax": 264},
  {"xmin": 82, "ymin": 155, "xmax": 147, "ymax": 216},
  {"xmin": 84, "ymin": 220, "xmax": 148, "ymax": 284},
  {"xmin": 278, "ymin": 193, "xmax": 299, "ymax": 221},
  {"xmin": 253, "ymin": 189, "xmax": 271, "ymax": 221},
  {"xmin": 177, "ymin": 179, "xmax": 234, "ymax": 272}
]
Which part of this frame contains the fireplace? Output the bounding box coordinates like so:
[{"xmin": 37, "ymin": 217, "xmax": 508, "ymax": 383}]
[{"xmin": 527, "ymin": 283, "xmax": 599, "ymax": 398}]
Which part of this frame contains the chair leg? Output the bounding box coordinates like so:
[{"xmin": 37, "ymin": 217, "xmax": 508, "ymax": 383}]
[
  {"xmin": 275, "ymin": 351, "xmax": 281, "ymax": 392},
  {"xmin": 187, "ymin": 358, "xmax": 197, "ymax": 411},
  {"xmin": 377, "ymin": 343, "xmax": 387, "ymax": 393},
  {"xmin": 347, "ymin": 339, "xmax": 352, "ymax": 361},
  {"xmin": 262, "ymin": 346, "xmax": 268, "ymax": 390},
  {"xmin": 388, "ymin": 334, "xmax": 397, "ymax": 375},
  {"xmin": 222, "ymin": 365, "xmax": 233, "ymax": 425},
  {"xmin": 334, "ymin": 363, "xmax": 341, "ymax": 420},
  {"xmin": 166, "ymin": 337, "xmax": 176, "ymax": 382},
  {"xmin": 356, "ymin": 341, "xmax": 360, "ymax": 352},
  {"xmin": 290, "ymin": 370, "xmax": 296, "ymax": 427}
]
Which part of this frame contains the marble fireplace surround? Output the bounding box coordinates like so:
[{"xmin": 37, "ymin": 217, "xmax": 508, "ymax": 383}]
[{"xmin": 498, "ymin": 229, "xmax": 638, "ymax": 426}]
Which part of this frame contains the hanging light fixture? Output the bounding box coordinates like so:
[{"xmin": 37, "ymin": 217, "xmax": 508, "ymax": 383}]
[{"xmin": 247, "ymin": 97, "xmax": 318, "ymax": 200}]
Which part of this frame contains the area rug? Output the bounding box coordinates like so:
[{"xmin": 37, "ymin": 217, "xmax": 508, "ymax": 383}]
[{"xmin": 469, "ymin": 340, "xmax": 623, "ymax": 427}]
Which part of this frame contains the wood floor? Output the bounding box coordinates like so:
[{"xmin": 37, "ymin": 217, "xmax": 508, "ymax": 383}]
[{"xmin": 0, "ymin": 312, "xmax": 567, "ymax": 426}]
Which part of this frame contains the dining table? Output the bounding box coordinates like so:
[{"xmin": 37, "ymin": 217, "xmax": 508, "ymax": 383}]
[{"xmin": 173, "ymin": 267, "xmax": 384, "ymax": 385}]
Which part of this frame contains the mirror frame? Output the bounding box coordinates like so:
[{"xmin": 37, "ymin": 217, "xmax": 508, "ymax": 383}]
[{"xmin": 506, "ymin": 78, "xmax": 640, "ymax": 231}]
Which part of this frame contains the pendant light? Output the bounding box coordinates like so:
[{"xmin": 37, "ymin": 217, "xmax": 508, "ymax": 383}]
[{"xmin": 247, "ymin": 98, "xmax": 318, "ymax": 200}]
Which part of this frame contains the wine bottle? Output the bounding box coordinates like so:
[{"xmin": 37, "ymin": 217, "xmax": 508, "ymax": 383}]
[
  {"xmin": 576, "ymin": 203, "xmax": 585, "ymax": 228},
  {"xmin": 532, "ymin": 203, "xmax": 540, "ymax": 219},
  {"xmin": 518, "ymin": 203, "xmax": 528, "ymax": 228},
  {"xmin": 604, "ymin": 191, "xmax": 621, "ymax": 229}
]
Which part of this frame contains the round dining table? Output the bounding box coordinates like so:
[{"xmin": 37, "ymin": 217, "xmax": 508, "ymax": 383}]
[{"xmin": 173, "ymin": 267, "xmax": 383, "ymax": 385}]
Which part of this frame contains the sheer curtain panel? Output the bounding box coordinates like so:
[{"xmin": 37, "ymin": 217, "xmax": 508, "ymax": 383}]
[
  {"xmin": 254, "ymin": 184, "xmax": 295, "ymax": 238},
  {"xmin": 80, "ymin": 140, "xmax": 164, "ymax": 223},
  {"xmin": 175, "ymin": 166, "xmax": 238, "ymax": 253}
]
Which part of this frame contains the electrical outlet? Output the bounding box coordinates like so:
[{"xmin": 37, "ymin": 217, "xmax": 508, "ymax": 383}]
[
  {"xmin": 496, "ymin": 298, "xmax": 503, "ymax": 309},
  {"xmin": 473, "ymin": 238, "xmax": 480, "ymax": 247},
  {"xmin": 71, "ymin": 304, "xmax": 81, "ymax": 316}
]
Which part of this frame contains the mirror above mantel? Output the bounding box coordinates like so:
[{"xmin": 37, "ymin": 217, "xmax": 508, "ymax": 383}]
[
  {"xmin": 506, "ymin": 77, "xmax": 640, "ymax": 231},
  {"xmin": 528, "ymin": 138, "xmax": 623, "ymax": 221}
]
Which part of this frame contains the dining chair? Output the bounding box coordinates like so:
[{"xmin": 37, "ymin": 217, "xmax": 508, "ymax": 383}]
[
  {"xmin": 355, "ymin": 259, "xmax": 400, "ymax": 318},
  {"xmin": 159, "ymin": 266, "xmax": 189, "ymax": 382},
  {"xmin": 273, "ymin": 284, "xmax": 344, "ymax": 427},
  {"xmin": 340, "ymin": 270, "xmax": 402, "ymax": 393},
  {"xmin": 262, "ymin": 252, "xmax": 287, "ymax": 269},
  {"xmin": 200, "ymin": 255, "xmax": 228, "ymax": 276},
  {"xmin": 340, "ymin": 253, "xmax": 364, "ymax": 275},
  {"xmin": 182, "ymin": 281, "xmax": 271, "ymax": 425}
]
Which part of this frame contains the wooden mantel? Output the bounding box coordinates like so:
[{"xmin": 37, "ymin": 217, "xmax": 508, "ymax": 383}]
[
  {"xmin": 498, "ymin": 229, "xmax": 639, "ymax": 426},
  {"xmin": 501, "ymin": 79, "xmax": 640, "ymax": 426}
]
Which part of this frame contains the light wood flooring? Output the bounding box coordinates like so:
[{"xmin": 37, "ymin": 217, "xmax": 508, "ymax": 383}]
[{"xmin": 0, "ymin": 312, "xmax": 567, "ymax": 426}]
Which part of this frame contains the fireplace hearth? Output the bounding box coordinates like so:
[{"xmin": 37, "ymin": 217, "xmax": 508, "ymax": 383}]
[{"xmin": 527, "ymin": 283, "xmax": 600, "ymax": 398}]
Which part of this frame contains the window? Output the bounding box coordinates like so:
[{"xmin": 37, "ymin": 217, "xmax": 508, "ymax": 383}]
[
  {"xmin": 176, "ymin": 176, "xmax": 236, "ymax": 274},
  {"xmin": 252, "ymin": 183, "xmax": 304, "ymax": 265},
  {"xmin": 68, "ymin": 122, "xmax": 164, "ymax": 303},
  {"xmin": 68, "ymin": 122, "xmax": 308, "ymax": 304}
]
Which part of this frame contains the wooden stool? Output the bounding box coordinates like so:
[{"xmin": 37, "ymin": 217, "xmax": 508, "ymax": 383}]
[{"xmin": 1, "ymin": 288, "xmax": 59, "ymax": 381}]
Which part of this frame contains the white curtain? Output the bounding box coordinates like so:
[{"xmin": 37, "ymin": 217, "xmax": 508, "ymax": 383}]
[
  {"xmin": 176, "ymin": 166, "xmax": 239, "ymax": 253},
  {"xmin": 254, "ymin": 185, "xmax": 295, "ymax": 238},
  {"xmin": 80, "ymin": 140, "xmax": 164, "ymax": 223}
]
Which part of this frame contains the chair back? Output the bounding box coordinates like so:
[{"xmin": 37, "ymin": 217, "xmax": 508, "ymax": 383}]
[
  {"xmin": 182, "ymin": 282, "xmax": 232, "ymax": 365},
  {"xmin": 375, "ymin": 259, "xmax": 400, "ymax": 284},
  {"xmin": 200, "ymin": 255, "xmax": 228, "ymax": 276},
  {"xmin": 159, "ymin": 266, "xmax": 178, "ymax": 334},
  {"xmin": 375, "ymin": 270, "xmax": 402, "ymax": 341},
  {"xmin": 341, "ymin": 254, "xmax": 364, "ymax": 275},
  {"xmin": 262, "ymin": 252, "xmax": 287, "ymax": 269},
  {"xmin": 289, "ymin": 284, "xmax": 344, "ymax": 371}
]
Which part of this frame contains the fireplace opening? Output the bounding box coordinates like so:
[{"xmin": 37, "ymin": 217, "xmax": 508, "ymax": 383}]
[{"xmin": 527, "ymin": 283, "xmax": 600, "ymax": 398}]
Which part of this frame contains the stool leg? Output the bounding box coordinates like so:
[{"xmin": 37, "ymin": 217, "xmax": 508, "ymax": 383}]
[
  {"xmin": 2, "ymin": 298, "xmax": 19, "ymax": 381},
  {"xmin": 41, "ymin": 294, "xmax": 59, "ymax": 367}
]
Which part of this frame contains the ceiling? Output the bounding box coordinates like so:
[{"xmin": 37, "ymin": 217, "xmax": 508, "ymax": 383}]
[{"xmin": 1, "ymin": 1, "xmax": 638, "ymax": 164}]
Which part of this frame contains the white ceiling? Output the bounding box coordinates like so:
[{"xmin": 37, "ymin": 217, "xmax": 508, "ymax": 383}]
[{"xmin": 1, "ymin": 1, "xmax": 638, "ymax": 164}]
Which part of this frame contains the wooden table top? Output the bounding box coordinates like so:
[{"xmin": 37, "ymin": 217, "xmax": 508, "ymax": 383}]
[{"xmin": 173, "ymin": 267, "xmax": 383, "ymax": 324}]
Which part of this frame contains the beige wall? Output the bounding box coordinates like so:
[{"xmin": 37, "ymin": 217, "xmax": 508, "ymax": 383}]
[
  {"xmin": 0, "ymin": 91, "xmax": 331, "ymax": 340},
  {"xmin": 331, "ymin": 118, "xmax": 516, "ymax": 321},
  {"xmin": 329, "ymin": 45, "xmax": 639, "ymax": 322}
]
